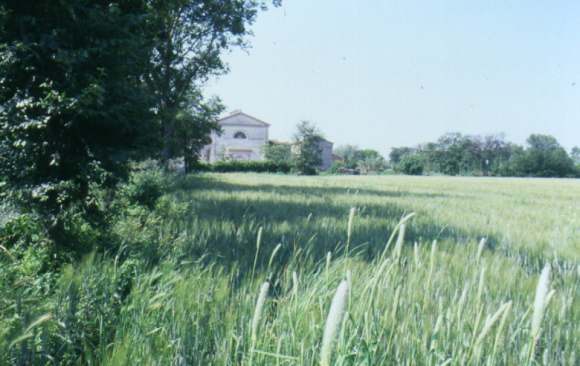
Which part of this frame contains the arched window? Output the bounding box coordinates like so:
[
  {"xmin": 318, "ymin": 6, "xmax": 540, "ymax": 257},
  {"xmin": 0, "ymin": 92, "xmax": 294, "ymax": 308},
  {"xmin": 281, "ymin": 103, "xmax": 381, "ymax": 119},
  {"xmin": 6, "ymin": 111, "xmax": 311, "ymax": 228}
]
[{"xmin": 234, "ymin": 131, "xmax": 247, "ymax": 139}]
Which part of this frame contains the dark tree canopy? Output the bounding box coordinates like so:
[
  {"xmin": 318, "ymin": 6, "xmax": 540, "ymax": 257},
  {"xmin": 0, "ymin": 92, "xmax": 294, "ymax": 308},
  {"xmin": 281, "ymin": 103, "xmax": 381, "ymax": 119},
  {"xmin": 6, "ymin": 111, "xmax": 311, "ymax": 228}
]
[
  {"xmin": 0, "ymin": 1, "xmax": 157, "ymax": 245},
  {"xmin": 511, "ymin": 134, "xmax": 576, "ymax": 177},
  {"xmin": 571, "ymin": 147, "xmax": 580, "ymax": 165},
  {"xmin": 0, "ymin": 0, "xmax": 280, "ymax": 248}
]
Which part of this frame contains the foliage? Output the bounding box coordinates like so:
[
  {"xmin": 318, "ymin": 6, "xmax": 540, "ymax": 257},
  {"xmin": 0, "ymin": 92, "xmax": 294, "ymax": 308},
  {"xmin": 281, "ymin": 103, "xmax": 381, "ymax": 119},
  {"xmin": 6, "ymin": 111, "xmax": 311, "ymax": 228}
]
[
  {"xmin": 211, "ymin": 160, "xmax": 291, "ymax": 173},
  {"xmin": 510, "ymin": 135, "xmax": 577, "ymax": 177},
  {"xmin": 334, "ymin": 145, "xmax": 387, "ymax": 173},
  {"xmin": 329, "ymin": 160, "xmax": 346, "ymax": 174},
  {"xmin": 571, "ymin": 146, "xmax": 580, "ymax": 165},
  {"xmin": 396, "ymin": 154, "xmax": 425, "ymax": 175},
  {"xmin": 147, "ymin": 0, "xmax": 279, "ymax": 166},
  {"xmin": 0, "ymin": 0, "xmax": 157, "ymax": 248},
  {"xmin": 0, "ymin": 0, "xmax": 279, "ymax": 256},
  {"xmin": 2, "ymin": 173, "xmax": 578, "ymax": 364},
  {"xmin": 264, "ymin": 142, "xmax": 292, "ymax": 164},
  {"xmin": 389, "ymin": 146, "xmax": 416, "ymax": 165},
  {"xmin": 170, "ymin": 93, "xmax": 224, "ymax": 173},
  {"xmin": 356, "ymin": 155, "xmax": 387, "ymax": 174},
  {"xmin": 333, "ymin": 145, "xmax": 359, "ymax": 168},
  {"xmin": 391, "ymin": 132, "xmax": 576, "ymax": 178},
  {"xmin": 1, "ymin": 254, "xmax": 137, "ymax": 365},
  {"xmin": 292, "ymin": 121, "xmax": 323, "ymax": 175},
  {"xmin": 120, "ymin": 164, "xmax": 168, "ymax": 209}
]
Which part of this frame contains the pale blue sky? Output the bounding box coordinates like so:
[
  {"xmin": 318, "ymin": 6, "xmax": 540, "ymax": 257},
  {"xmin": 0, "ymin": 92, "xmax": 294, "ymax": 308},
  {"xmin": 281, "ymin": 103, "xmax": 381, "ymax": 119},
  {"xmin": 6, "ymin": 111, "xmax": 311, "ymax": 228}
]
[{"xmin": 206, "ymin": 0, "xmax": 580, "ymax": 156}]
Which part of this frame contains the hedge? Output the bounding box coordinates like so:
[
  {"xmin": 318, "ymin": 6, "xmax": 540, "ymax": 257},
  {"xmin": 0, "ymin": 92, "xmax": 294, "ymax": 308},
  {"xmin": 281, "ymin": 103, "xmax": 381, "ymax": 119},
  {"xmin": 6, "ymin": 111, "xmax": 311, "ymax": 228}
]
[{"xmin": 195, "ymin": 160, "xmax": 292, "ymax": 173}]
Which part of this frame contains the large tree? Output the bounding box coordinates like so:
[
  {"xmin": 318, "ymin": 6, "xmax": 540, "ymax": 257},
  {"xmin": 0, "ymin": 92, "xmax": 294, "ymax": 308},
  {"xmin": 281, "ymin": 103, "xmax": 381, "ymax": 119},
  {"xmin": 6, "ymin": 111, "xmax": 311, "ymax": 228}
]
[
  {"xmin": 292, "ymin": 121, "xmax": 323, "ymax": 175},
  {"xmin": 147, "ymin": 0, "xmax": 280, "ymax": 167},
  {"xmin": 172, "ymin": 92, "xmax": 224, "ymax": 173},
  {"xmin": 389, "ymin": 147, "xmax": 415, "ymax": 165},
  {"xmin": 512, "ymin": 134, "xmax": 576, "ymax": 177},
  {"xmin": 0, "ymin": 1, "xmax": 156, "ymax": 246},
  {"xmin": 571, "ymin": 147, "xmax": 580, "ymax": 165}
]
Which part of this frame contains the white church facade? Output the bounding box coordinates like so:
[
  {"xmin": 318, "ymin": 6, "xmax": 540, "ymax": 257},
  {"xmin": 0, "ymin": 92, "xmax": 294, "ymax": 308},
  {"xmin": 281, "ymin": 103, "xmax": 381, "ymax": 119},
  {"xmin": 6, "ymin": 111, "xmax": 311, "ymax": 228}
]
[
  {"xmin": 201, "ymin": 111, "xmax": 270, "ymax": 163},
  {"xmin": 201, "ymin": 110, "xmax": 335, "ymax": 170}
]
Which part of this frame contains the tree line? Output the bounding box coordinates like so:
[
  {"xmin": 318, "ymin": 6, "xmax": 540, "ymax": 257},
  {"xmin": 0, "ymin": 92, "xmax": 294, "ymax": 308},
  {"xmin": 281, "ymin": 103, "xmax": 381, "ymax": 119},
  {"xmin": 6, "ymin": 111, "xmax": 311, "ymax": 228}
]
[{"xmin": 390, "ymin": 133, "xmax": 579, "ymax": 178}]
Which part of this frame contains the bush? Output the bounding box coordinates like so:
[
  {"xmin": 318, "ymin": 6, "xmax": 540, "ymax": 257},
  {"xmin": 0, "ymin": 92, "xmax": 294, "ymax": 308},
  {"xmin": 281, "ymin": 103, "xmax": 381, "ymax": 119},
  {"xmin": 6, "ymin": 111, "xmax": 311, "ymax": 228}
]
[
  {"xmin": 329, "ymin": 161, "xmax": 360, "ymax": 175},
  {"xmin": 397, "ymin": 154, "xmax": 425, "ymax": 175},
  {"xmin": 122, "ymin": 167, "xmax": 168, "ymax": 209},
  {"xmin": 357, "ymin": 156, "xmax": 387, "ymax": 174},
  {"xmin": 329, "ymin": 161, "xmax": 346, "ymax": 174},
  {"xmin": 211, "ymin": 160, "xmax": 291, "ymax": 173}
]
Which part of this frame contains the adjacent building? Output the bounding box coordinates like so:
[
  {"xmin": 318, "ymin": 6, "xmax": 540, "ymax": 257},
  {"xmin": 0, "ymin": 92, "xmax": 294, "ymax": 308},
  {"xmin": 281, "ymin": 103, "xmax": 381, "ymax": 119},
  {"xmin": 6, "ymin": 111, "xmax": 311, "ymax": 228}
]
[{"xmin": 201, "ymin": 110, "xmax": 334, "ymax": 171}]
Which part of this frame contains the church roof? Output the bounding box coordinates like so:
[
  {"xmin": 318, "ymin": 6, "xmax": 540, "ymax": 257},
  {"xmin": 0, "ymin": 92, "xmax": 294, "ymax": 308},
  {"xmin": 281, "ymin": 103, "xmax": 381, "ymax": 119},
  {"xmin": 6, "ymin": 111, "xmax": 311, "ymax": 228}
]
[{"xmin": 218, "ymin": 110, "xmax": 271, "ymax": 127}]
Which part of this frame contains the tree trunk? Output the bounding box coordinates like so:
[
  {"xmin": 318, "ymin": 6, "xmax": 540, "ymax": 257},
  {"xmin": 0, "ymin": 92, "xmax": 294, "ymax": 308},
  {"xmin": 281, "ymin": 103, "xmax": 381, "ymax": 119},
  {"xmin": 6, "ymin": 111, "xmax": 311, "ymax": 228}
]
[{"xmin": 161, "ymin": 116, "xmax": 174, "ymax": 170}]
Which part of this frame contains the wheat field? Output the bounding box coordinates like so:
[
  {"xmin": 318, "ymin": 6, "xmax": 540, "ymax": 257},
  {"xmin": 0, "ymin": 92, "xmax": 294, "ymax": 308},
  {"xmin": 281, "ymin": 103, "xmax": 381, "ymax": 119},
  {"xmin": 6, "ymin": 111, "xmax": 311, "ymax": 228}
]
[{"xmin": 4, "ymin": 173, "xmax": 579, "ymax": 365}]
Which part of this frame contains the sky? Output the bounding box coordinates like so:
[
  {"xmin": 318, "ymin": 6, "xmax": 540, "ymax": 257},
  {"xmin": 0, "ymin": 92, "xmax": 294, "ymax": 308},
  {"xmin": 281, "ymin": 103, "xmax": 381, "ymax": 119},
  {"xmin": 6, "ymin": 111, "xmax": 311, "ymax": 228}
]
[{"xmin": 206, "ymin": 0, "xmax": 580, "ymax": 156}]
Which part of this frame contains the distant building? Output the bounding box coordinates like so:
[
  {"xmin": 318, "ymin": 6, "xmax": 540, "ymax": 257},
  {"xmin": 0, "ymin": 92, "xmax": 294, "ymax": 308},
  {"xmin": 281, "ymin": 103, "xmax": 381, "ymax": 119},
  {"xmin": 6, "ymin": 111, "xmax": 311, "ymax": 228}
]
[
  {"xmin": 201, "ymin": 110, "xmax": 334, "ymax": 171},
  {"xmin": 315, "ymin": 138, "xmax": 334, "ymax": 171},
  {"xmin": 201, "ymin": 111, "xmax": 269, "ymax": 163}
]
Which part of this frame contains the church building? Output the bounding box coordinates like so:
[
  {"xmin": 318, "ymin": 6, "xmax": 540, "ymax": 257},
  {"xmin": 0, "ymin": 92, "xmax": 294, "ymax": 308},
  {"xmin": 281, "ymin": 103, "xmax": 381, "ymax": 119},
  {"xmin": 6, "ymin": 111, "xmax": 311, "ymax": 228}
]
[
  {"xmin": 201, "ymin": 110, "xmax": 270, "ymax": 163},
  {"xmin": 201, "ymin": 110, "xmax": 334, "ymax": 171}
]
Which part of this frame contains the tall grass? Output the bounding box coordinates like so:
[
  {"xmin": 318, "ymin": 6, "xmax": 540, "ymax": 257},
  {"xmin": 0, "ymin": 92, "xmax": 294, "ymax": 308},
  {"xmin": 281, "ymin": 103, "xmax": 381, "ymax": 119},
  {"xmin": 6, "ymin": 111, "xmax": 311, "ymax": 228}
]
[{"xmin": 1, "ymin": 173, "xmax": 578, "ymax": 365}]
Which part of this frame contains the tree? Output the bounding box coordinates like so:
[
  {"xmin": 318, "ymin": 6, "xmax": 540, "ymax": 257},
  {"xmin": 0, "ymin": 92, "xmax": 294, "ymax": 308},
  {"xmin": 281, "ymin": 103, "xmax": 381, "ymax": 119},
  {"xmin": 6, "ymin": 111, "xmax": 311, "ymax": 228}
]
[
  {"xmin": 292, "ymin": 121, "xmax": 323, "ymax": 175},
  {"xmin": 353, "ymin": 149, "xmax": 380, "ymax": 161},
  {"xmin": 357, "ymin": 155, "xmax": 387, "ymax": 174},
  {"xmin": 511, "ymin": 134, "xmax": 576, "ymax": 177},
  {"xmin": 335, "ymin": 146, "xmax": 386, "ymax": 172},
  {"xmin": 334, "ymin": 145, "xmax": 359, "ymax": 169},
  {"xmin": 171, "ymin": 92, "xmax": 224, "ymax": 173},
  {"xmin": 389, "ymin": 147, "xmax": 415, "ymax": 165},
  {"xmin": 146, "ymin": 0, "xmax": 279, "ymax": 167},
  {"xmin": 264, "ymin": 142, "xmax": 292, "ymax": 164},
  {"xmin": 526, "ymin": 134, "xmax": 560, "ymax": 151},
  {"xmin": 397, "ymin": 154, "xmax": 424, "ymax": 175},
  {"xmin": 570, "ymin": 147, "xmax": 580, "ymax": 165},
  {"xmin": 479, "ymin": 134, "xmax": 513, "ymax": 176},
  {"xmin": 354, "ymin": 149, "xmax": 386, "ymax": 174},
  {"xmin": 0, "ymin": 1, "xmax": 156, "ymax": 247}
]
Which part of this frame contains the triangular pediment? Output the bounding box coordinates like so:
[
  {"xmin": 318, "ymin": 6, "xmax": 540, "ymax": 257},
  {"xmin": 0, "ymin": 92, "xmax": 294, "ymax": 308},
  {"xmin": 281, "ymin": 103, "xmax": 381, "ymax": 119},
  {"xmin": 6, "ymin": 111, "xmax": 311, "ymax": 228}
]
[{"xmin": 218, "ymin": 111, "xmax": 270, "ymax": 127}]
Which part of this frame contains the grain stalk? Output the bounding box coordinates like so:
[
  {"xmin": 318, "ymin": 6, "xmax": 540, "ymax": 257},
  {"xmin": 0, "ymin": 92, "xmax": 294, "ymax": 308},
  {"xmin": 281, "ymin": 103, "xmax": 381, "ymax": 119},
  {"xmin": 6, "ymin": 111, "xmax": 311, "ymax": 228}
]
[
  {"xmin": 427, "ymin": 240, "xmax": 437, "ymax": 288},
  {"xmin": 320, "ymin": 280, "xmax": 349, "ymax": 366},
  {"xmin": 250, "ymin": 281, "xmax": 270, "ymax": 365},
  {"xmin": 393, "ymin": 223, "xmax": 406, "ymax": 263},
  {"xmin": 528, "ymin": 264, "xmax": 552, "ymax": 362},
  {"xmin": 476, "ymin": 237, "xmax": 486, "ymax": 263},
  {"xmin": 346, "ymin": 207, "xmax": 356, "ymax": 255},
  {"xmin": 251, "ymin": 227, "xmax": 264, "ymax": 282}
]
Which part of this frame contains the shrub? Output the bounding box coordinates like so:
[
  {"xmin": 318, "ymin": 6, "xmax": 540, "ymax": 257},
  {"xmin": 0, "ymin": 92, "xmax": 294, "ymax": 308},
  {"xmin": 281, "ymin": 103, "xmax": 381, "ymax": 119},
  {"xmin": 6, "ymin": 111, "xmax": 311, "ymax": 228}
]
[
  {"xmin": 122, "ymin": 167, "xmax": 168, "ymax": 209},
  {"xmin": 397, "ymin": 154, "xmax": 425, "ymax": 175},
  {"xmin": 357, "ymin": 156, "xmax": 387, "ymax": 174},
  {"xmin": 329, "ymin": 161, "xmax": 346, "ymax": 174},
  {"xmin": 264, "ymin": 143, "xmax": 292, "ymax": 164},
  {"xmin": 329, "ymin": 161, "xmax": 360, "ymax": 175}
]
